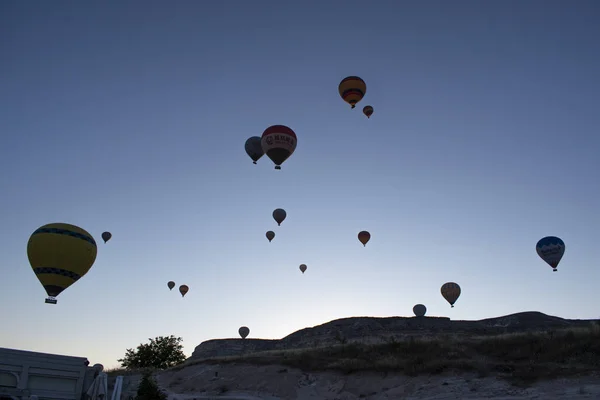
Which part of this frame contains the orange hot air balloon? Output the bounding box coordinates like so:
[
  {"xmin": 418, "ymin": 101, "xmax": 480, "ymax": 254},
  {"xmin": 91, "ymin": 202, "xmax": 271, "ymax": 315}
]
[
  {"xmin": 179, "ymin": 284, "xmax": 189, "ymax": 297},
  {"xmin": 266, "ymin": 231, "xmax": 275, "ymax": 242},
  {"xmin": 338, "ymin": 76, "xmax": 367, "ymax": 109},
  {"xmin": 167, "ymin": 281, "xmax": 175, "ymax": 290},
  {"xmin": 363, "ymin": 105, "xmax": 374, "ymax": 118},
  {"xmin": 358, "ymin": 231, "xmax": 371, "ymax": 246},
  {"xmin": 299, "ymin": 264, "xmax": 307, "ymax": 274}
]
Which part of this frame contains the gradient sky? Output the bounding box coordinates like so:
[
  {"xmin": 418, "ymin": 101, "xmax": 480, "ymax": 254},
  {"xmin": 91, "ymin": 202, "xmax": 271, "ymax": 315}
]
[{"xmin": 1, "ymin": 0, "xmax": 599, "ymax": 369}]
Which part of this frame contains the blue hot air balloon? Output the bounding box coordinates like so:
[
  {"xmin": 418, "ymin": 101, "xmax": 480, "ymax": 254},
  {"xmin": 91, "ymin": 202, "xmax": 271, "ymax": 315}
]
[{"xmin": 536, "ymin": 236, "xmax": 565, "ymax": 272}]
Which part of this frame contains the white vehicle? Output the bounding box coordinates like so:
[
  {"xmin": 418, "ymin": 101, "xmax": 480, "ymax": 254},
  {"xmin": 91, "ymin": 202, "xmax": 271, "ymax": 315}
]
[{"xmin": 0, "ymin": 347, "xmax": 99, "ymax": 400}]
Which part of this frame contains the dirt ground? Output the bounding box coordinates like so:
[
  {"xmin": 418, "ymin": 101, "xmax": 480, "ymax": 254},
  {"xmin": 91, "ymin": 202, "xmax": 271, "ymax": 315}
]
[{"xmin": 152, "ymin": 363, "xmax": 600, "ymax": 400}]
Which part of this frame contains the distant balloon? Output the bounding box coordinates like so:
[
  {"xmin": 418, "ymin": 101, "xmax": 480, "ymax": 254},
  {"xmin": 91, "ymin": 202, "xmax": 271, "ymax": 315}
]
[
  {"xmin": 358, "ymin": 231, "xmax": 371, "ymax": 246},
  {"xmin": 273, "ymin": 208, "xmax": 287, "ymax": 226},
  {"xmin": 239, "ymin": 326, "xmax": 250, "ymax": 339},
  {"xmin": 413, "ymin": 304, "xmax": 427, "ymax": 317},
  {"xmin": 101, "ymin": 231, "xmax": 112, "ymax": 243},
  {"xmin": 441, "ymin": 282, "xmax": 461, "ymax": 308},
  {"xmin": 167, "ymin": 281, "xmax": 175, "ymax": 291},
  {"xmin": 338, "ymin": 76, "xmax": 367, "ymax": 109},
  {"xmin": 260, "ymin": 125, "xmax": 297, "ymax": 170},
  {"xmin": 245, "ymin": 136, "xmax": 264, "ymax": 164},
  {"xmin": 363, "ymin": 105, "xmax": 374, "ymax": 118},
  {"xmin": 299, "ymin": 264, "xmax": 307, "ymax": 274},
  {"xmin": 27, "ymin": 223, "xmax": 98, "ymax": 304},
  {"xmin": 179, "ymin": 285, "xmax": 189, "ymax": 297},
  {"xmin": 266, "ymin": 231, "xmax": 275, "ymax": 242},
  {"xmin": 536, "ymin": 236, "xmax": 565, "ymax": 272}
]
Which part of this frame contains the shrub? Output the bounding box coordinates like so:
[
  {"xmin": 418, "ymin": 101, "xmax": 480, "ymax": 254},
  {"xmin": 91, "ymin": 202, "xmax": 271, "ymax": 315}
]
[
  {"xmin": 135, "ymin": 371, "xmax": 167, "ymax": 400},
  {"xmin": 118, "ymin": 335, "xmax": 186, "ymax": 370}
]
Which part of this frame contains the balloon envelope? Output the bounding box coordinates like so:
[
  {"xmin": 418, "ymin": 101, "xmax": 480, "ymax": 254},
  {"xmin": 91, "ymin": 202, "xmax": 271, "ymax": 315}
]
[
  {"xmin": 363, "ymin": 105, "xmax": 374, "ymax": 118},
  {"xmin": 536, "ymin": 236, "xmax": 565, "ymax": 271},
  {"xmin": 441, "ymin": 282, "xmax": 461, "ymax": 307},
  {"xmin": 273, "ymin": 208, "xmax": 287, "ymax": 226},
  {"xmin": 27, "ymin": 223, "xmax": 98, "ymax": 303},
  {"xmin": 260, "ymin": 125, "xmax": 297, "ymax": 170},
  {"xmin": 299, "ymin": 264, "xmax": 307, "ymax": 273},
  {"xmin": 101, "ymin": 231, "xmax": 112, "ymax": 243},
  {"xmin": 245, "ymin": 136, "xmax": 264, "ymax": 164},
  {"xmin": 179, "ymin": 284, "xmax": 189, "ymax": 297},
  {"xmin": 239, "ymin": 326, "xmax": 250, "ymax": 339},
  {"xmin": 413, "ymin": 304, "xmax": 426, "ymax": 317},
  {"xmin": 358, "ymin": 231, "xmax": 371, "ymax": 246},
  {"xmin": 266, "ymin": 231, "xmax": 275, "ymax": 242},
  {"xmin": 168, "ymin": 281, "xmax": 175, "ymax": 290},
  {"xmin": 338, "ymin": 76, "xmax": 367, "ymax": 108}
]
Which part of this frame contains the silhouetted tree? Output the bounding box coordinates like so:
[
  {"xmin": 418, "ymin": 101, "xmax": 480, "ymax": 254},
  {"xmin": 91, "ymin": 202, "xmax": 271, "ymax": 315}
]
[
  {"xmin": 118, "ymin": 335, "xmax": 186, "ymax": 370},
  {"xmin": 135, "ymin": 371, "xmax": 167, "ymax": 400}
]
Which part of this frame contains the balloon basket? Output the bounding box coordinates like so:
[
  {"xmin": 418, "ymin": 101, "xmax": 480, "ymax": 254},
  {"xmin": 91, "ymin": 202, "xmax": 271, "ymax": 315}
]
[
  {"xmin": 274, "ymin": 166, "xmax": 281, "ymax": 170},
  {"xmin": 45, "ymin": 297, "xmax": 57, "ymax": 305}
]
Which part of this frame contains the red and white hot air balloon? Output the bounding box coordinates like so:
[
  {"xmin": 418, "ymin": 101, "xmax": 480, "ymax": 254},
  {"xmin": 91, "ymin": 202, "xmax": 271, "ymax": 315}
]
[{"xmin": 261, "ymin": 125, "xmax": 297, "ymax": 170}]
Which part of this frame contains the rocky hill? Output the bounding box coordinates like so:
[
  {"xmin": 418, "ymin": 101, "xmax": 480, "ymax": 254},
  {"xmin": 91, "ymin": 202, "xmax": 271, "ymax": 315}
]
[{"xmin": 191, "ymin": 311, "xmax": 597, "ymax": 359}]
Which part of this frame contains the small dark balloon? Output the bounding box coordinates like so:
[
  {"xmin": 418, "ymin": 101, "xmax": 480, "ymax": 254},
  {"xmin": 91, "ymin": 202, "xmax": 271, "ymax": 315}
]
[
  {"xmin": 245, "ymin": 136, "xmax": 264, "ymax": 164},
  {"xmin": 101, "ymin": 231, "xmax": 112, "ymax": 243}
]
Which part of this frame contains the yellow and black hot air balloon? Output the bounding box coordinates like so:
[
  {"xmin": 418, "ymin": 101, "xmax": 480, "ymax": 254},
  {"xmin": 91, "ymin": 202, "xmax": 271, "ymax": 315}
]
[
  {"xmin": 27, "ymin": 223, "xmax": 98, "ymax": 304},
  {"xmin": 363, "ymin": 105, "xmax": 374, "ymax": 118},
  {"xmin": 338, "ymin": 76, "xmax": 367, "ymax": 109}
]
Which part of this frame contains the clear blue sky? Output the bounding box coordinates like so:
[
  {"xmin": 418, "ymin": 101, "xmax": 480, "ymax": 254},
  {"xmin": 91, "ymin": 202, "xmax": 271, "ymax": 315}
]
[{"xmin": 1, "ymin": 0, "xmax": 599, "ymax": 368}]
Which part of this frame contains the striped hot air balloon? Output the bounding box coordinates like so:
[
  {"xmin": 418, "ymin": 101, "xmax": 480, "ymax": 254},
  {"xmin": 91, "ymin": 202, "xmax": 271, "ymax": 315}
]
[
  {"xmin": 338, "ymin": 76, "xmax": 367, "ymax": 109},
  {"xmin": 27, "ymin": 223, "xmax": 98, "ymax": 304},
  {"xmin": 363, "ymin": 105, "xmax": 374, "ymax": 118},
  {"xmin": 441, "ymin": 282, "xmax": 461, "ymax": 308}
]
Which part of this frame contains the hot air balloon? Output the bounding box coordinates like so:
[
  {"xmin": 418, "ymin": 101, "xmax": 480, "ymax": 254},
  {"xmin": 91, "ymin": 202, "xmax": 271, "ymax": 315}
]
[
  {"xmin": 273, "ymin": 208, "xmax": 287, "ymax": 226},
  {"xmin": 413, "ymin": 304, "xmax": 427, "ymax": 317},
  {"xmin": 101, "ymin": 231, "xmax": 112, "ymax": 243},
  {"xmin": 299, "ymin": 264, "xmax": 307, "ymax": 274},
  {"xmin": 363, "ymin": 105, "xmax": 374, "ymax": 118},
  {"xmin": 260, "ymin": 125, "xmax": 297, "ymax": 170},
  {"xmin": 27, "ymin": 223, "xmax": 98, "ymax": 304},
  {"xmin": 179, "ymin": 285, "xmax": 189, "ymax": 297},
  {"xmin": 266, "ymin": 231, "xmax": 275, "ymax": 242},
  {"xmin": 239, "ymin": 326, "xmax": 250, "ymax": 339},
  {"xmin": 167, "ymin": 281, "xmax": 175, "ymax": 290},
  {"xmin": 338, "ymin": 76, "xmax": 367, "ymax": 109},
  {"xmin": 441, "ymin": 282, "xmax": 461, "ymax": 308},
  {"xmin": 245, "ymin": 136, "xmax": 264, "ymax": 164},
  {"xmin": 358, "ymin": 231, "xmax": 370, "ymax": 246},
  {"xmin": 536, "ymin": 236, "xmax": 565, "ymax": 272}
]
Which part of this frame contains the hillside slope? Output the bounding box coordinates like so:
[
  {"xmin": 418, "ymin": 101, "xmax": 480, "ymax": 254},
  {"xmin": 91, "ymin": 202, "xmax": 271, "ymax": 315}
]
[
  {"xmin": 110, "ymin": 312, "xmax": 600, "ymax": 399},
  {"xmin": 191, "ymin": 311, "xmax": 596, "ymax": 359}
]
